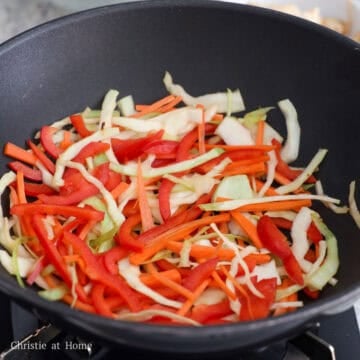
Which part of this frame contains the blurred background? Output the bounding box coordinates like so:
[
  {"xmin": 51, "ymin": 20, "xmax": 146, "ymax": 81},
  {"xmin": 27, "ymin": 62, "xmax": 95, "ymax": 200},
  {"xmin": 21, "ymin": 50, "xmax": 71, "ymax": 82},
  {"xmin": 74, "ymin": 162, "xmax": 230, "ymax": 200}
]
[{"xmin": 0, "ymin": 0, "xmax": 360, "ymax": 44}]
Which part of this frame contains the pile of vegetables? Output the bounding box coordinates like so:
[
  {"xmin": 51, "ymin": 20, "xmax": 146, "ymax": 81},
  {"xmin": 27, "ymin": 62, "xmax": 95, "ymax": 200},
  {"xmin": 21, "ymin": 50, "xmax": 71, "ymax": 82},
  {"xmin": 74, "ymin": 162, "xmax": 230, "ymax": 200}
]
[{"xmin": 0, "ymin": 72, "xmax": 358, "ymax": 326}]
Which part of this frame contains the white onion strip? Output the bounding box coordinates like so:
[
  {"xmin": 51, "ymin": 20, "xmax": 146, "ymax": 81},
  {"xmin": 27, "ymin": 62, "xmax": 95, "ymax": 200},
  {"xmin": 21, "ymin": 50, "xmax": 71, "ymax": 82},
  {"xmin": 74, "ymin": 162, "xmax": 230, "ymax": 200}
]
[{"xmin": 349, "ymin": 181, "xmax": 360, "ymax": 229}]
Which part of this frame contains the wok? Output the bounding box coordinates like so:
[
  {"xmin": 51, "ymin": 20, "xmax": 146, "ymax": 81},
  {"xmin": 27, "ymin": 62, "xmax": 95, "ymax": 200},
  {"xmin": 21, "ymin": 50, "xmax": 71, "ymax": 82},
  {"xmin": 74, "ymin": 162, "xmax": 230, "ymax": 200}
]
[{"xmin": 0, "ymin": 0, "xmax": 359, "ymax": 354}]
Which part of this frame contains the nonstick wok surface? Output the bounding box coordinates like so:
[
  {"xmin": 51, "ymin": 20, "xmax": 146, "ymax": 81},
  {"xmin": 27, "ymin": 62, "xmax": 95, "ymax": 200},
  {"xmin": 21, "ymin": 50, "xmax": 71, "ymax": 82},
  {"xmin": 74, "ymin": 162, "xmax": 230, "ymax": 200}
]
[{"xmin": 0, "ymin": 0, "xmax": 359, "ymax": 353}]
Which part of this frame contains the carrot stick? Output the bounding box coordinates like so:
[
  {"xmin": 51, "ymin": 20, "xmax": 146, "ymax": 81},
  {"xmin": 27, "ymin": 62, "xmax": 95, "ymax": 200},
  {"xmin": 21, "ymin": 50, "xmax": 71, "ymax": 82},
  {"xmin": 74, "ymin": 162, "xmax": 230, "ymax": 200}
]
[
  {"xmin": 230, "ymin": 211, "xmax": 263, "ymax": 248},
  {"xmin": 235, "ymin": 199, "xmax": 312, "ymax": 213},
  {"xmin": 63, "ymin": 294, "xmax": 97, "ymax": 314},
  {"xmin": 166, "ymin": 241, "xmax": 235, "ymax": 261},
  {"xmin": 132, "ymin": 95, "xmax": 175, "ymax": 118},
  {"xmin": 129, "ymin": 213, "xmax": 231, "ymax": 265},
  {"xmin": 140, "ymin": 268, "xmax": 181, "ymax": 287},
  {"xmin": 217, "ymin": 162, "xmax": 266, "ymax": 178},
  {"xmin": 244, "ymin": 253, "xmax": 271, "ymax": 265},
  {"xmin": 137, "ymin": 160, "xmax": 154, "ymax": 231},
  {"xmin": 4, "ymin": 142, "xmax": 37, "ymax": 166},
  {"xmin": 16, "ymin": 171, "xmax": 27, "ymax": 204},
  {"xmin": 59, "ymin": 131, "xmax": 73, "ymax": 150},
  {"xmin": 256, "ymin": 120, "xmax": 265, "ymax": 145},
  {"xmin": 205, "ymin": 144, "xmax": 276, "ymax": 152},
  {"xmin": 212, "ymin": 113, "xmax": 224, "ymax": 121},
  {"xmin": 143, "ymin": 263, "xmax": 193, "ymax": 299},
  {"xmin": 110, "ymin": 181, "xmax": 130, "ymax": 199},
  {"xmin": 177, "ymin": 279, "xmax": 211, "ymax": 317},
  {"xmin": 254, "ymin": 179, "xmax": 279, "ymax": 196},
  {"xmin": 211, "ymin": 270, "xmax": 237, "ymax": 301},
  {"xmin": 158, "ymin": 96, "xmax": 182, "ymax": 113}
]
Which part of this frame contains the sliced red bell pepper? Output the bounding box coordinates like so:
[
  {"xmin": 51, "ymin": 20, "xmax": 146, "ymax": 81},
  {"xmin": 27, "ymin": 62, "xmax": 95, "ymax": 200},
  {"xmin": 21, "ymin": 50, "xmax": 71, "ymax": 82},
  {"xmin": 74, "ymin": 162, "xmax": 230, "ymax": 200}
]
[
  {"xmin": 27, "ymin": 140, "xmax": 56, "ymax": 174},
  {"xmin": 116, "ymin": 213, "xmax": 144, "ymax": 252},
  {"xmin": 11, "ymin": 203, "xmax": 104, "ymax": 222},
  {"xmin": 143, "ymin": 140, "xmax": 179, "ymax": 158},
  {"xmin": 272, "ymin": 139, "xmax": 316, "ymax": 183},
  {"xmin": 257, "ymin": 216, "xmax": 304, "ymax": 285},
  {"xmin": 72, "ymin": 141, "xmax": 110, "ymax": 164},
  {"xmin": 111, "ymin": 130, "xmax": 164, "ymax": 163},
  {"xmin": 303, "ymin": 287, "xmax": 320, "ymax": 299},
  {"xmin": 23, "ymin": 182, "xmax": 55, "ymax": 197},
  {"xmin": 182, "ymin": 257, "xmax": 219, "ymax": 291},
  {"xmin": 103, "ymin": 246, "xmax": 129, "ymax": 275},
  {"xmin": 32, "ymin": 214, "xmax": 89, "ymax": 303},
  {"xmin": 8, "ymin": 161, "xmax": 42, "ymax": 181},
  {"xmin": 191, "ymin": 299, "xmax": 232, "ymax": 324},
  {"xmin": 40, "ymin": 126, "xmax": 62, "ymax": 158},
  {"xmin": 239, "ymin": 277, "xmax": 277, "ymax": 321},
  {"xmin": 91, "ymin": 283, "xmax": 114, "ymax": 318},
  {"xmin": 151, "ymin": 158, "xmax": 175, "ymax": 168},
  {"xmin": 158, "ymin": 178, "xmax": 175, "ymax": 222},
  {"xmin": 176, "ymin": 124, "xmax": 216, "ymax": 161},
  {"xmin": 138, "ymin": 193, "xmax": 211, "ymax": 245},
  {"xmin": 70, "ymin": 114, "xmax": 93, "ymax": 138},
  {"xmin": 62, "ymin": 231, "xmax": 142, "ymax": 312},
  {"xmin": 104, "ymin": 170, "xmax": 123, "ymax": 192}
]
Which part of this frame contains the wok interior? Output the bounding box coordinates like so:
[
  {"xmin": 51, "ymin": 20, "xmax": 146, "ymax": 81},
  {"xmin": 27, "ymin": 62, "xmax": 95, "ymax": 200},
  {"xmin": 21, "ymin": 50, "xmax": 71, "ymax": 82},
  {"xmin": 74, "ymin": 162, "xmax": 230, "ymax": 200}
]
[{"xmin": 0, "ymin": 0, "xmax": 359, "ymax": 351}]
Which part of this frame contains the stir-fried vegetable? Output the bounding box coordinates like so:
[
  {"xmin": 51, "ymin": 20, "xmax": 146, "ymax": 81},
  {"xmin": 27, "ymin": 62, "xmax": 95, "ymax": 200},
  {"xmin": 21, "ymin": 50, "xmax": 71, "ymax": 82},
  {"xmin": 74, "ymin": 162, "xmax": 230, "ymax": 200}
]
[{"xmin": 0, "ymin": 72, "xmax": 355, "ymax": 326}]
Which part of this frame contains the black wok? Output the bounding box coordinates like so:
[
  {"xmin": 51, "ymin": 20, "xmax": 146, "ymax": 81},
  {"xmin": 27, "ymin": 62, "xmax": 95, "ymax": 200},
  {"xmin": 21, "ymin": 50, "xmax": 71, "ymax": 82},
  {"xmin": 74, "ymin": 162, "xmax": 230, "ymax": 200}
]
[{"xmin": 0, "ymin": 0, "xmax": 359, "ymax": 354}]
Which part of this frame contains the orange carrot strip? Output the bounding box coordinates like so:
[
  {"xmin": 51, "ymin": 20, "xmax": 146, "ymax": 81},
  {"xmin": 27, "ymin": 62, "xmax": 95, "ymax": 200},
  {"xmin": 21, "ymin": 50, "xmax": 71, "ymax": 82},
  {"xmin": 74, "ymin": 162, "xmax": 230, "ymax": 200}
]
[
  {"xmin": 166, "ymin": 241, "xmax": 235, "ymax": 261},
  {"xmin": 217, "ymin": 162, "xmax": 266, "ymax": 178},
  {"xmin": 273, "ymin": 278, "xmax": 298, "ymax": 316},
  {"xmin": 254, "ymin": 179, "xmax": 279, "ymax": 196},
  {"xmin": 63, "ymin": 294, "xmax": 96, "ymax": 314},
  {"xmin": 132, "ymin": 95, "xmax": 175, "ymax": 118},
  {"xmin": 230, "ymin": 211, "xmax": 263, "ymax": 248},
  {"xmin": 16, "ymin": 171, "xmax": 27, "ymax": 204},
  {"xmin": 137, "ymin": 160, "xmax": 154, "ymax": 231},
  {"xmin": 245, "ymin": 253, "xmax": 271, "ymax": 265},
  {"xmin": 234, "ymin": 199, "xmax": 312, "ymax": 213},
  {"xmin": 140, "ymin": 268, "xmax": 181, "ymax": 287},
  {"xmin": 60, "ymin": 131, "xmax": 73, "ymax": 150},
  {"xmin": 158, "ymin": 96, "xmax": 182, "ymax": 113},
  {"xmin": 205, "ymin": 144, "xmax": 276, "ymax": 151},
  {"xmin": 177, "ymin": 279, "xmax": 211, "ymax": 317},
  {"xmin": 212, "ymin": 113, "xmax": 224, "ymax": 121},
  {"xmin": 256, "ymin": 120, "xmax": 265, "ymax": 145},
  {"xmin": 144, "ymin": 263, "xmax": 193, "ymax": 299},
  {"xmin": 77, "ymin": 220, "xmax": 97, "ymax": 240},
  {"xmin": 4, "ymin": 142, "xmax": 37, "ymax": 166},
  {"xmin": 129, "ymin": 214, "xmax": 231, "ymax": 265},
  {"xmin": 110, "ymin": 181, "xmax": 130, "ymax": 199},
  {"xmin": 211, "ymin": 270, "xmax": 237, "ymax": 301}
]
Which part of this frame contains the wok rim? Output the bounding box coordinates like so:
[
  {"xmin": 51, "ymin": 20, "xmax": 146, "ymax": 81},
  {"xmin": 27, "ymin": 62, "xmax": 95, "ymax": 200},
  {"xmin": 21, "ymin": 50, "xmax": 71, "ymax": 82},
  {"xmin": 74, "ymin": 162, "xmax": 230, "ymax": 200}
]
[{"xmin": 0, "ymin": 0, "xmax": 359, "ymax": 351}]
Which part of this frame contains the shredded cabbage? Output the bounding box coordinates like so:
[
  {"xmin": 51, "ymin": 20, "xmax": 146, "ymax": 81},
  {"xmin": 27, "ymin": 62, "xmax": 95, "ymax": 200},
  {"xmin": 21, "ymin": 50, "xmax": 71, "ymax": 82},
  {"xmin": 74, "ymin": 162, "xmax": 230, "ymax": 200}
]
[{"xmin": 349, "ymin": 181, "xmax": 360, "ymax": 228}]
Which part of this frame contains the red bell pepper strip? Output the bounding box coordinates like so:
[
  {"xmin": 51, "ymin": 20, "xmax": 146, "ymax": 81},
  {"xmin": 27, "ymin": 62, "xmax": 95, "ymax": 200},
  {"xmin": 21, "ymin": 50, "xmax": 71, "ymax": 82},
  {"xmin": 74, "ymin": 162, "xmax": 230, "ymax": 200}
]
[
  {"xmin": 23, "ymin": 182, "xmax": 55, "ymax": 197},
  {"xmin": 182, "ymin": 257, "xmax": 219, "ymax": 291},
  {"xmin": 8, "ymin": 161, "xmax": 42, "ymax": 181},
  {"xmin": 111, "ymin": 130, "xmax": 164, "ymax": 163},
  {"xmin": 272, "ymin": 139, "xmax": 316, "ymax": 183},
  {"xmin": 138, "ymin": 193, "xmax": 211, "ymax": 245},
  {"xmin": 27, "ymin": 140, "xmax": 56, "ymax": 174},
  {"xmin": 72, "ymin": 142, "xmax": 110, "ymax": 164},
  {"xmin": 176, "ymin": 124, "xmax": 216, "ymax": 161},
  {"xmin": 62, "ymin": 231, "xmax": 142, "ymax": 312},
  {"xmin": 70, "ymin": 114, "xmax": 93, "ymax": 138},
  {"xmin": 269, "ymin": 217, "xmax": 323, "ymax": 244},
  {"xmin": 151, "ymin": 158, "xmax": 175, "ymax": 168},
  {"xmin": 40, "ymin": 126, "xmax": 62, "ymax": 159},
  {"xmin": 143, "ymin": 140, "xmax": 179, "ymax": 157},
  {"xmin": 91, "ymin": 283, "xmax": 114, "ymax": 318},
  {"xmin": 11, "ymin": 203, "xmax": 104, "ymax": 222},
  {"xmin": 239, "ymin": 277, "xmax": 277, "ymax": 321},
  {"xmin": 158, "ymin": 178, "xmax": 175, "ymax": 222},
  {"xmin": 32, "ymin": 214, "xmax": 89, "ymax": 303},
  {"xmin": 103, "ymin": 246, "xmax": 129, "ymax": 275},
  {"xmin": 191, "ymin": 299, "xmax": 232, "ymax": 324},
  {"xmin": 116, "ymin": 213, "xmax": 144, "ymax": 252},
  {"xmin": 257, "ymin": 216, "xmax": 304, "ymax": 285}
]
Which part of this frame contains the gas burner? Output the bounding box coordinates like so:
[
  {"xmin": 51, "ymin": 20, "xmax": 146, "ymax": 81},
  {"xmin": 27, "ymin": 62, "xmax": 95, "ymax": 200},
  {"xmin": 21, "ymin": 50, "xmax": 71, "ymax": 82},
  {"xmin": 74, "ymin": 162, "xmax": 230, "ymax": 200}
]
[{"xmin": 0, "ymin": 299, "xmax": 358, "ymax": 360}]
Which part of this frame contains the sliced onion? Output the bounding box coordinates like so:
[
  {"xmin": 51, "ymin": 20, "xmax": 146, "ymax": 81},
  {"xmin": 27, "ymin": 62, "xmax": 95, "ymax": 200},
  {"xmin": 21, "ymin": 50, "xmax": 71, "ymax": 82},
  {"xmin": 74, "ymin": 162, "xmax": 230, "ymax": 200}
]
[{"xmin": 278, "ymin": 99, "xmax": 300, "ymax": 163}]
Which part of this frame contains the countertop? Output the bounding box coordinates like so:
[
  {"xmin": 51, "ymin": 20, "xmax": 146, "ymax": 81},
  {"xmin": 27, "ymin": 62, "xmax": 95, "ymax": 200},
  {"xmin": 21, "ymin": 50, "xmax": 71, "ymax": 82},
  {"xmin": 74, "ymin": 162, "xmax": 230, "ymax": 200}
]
[{"xmin": 0, "ymin": 0, "xmax": 359, "ymax": 330}]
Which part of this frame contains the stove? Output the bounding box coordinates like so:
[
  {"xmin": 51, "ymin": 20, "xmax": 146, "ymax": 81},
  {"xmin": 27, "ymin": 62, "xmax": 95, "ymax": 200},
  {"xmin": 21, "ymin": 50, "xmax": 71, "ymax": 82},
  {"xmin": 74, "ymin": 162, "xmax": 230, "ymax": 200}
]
[{"xmin": 0, "ymin": 292, "xmax": 359, "ymax": 360}]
